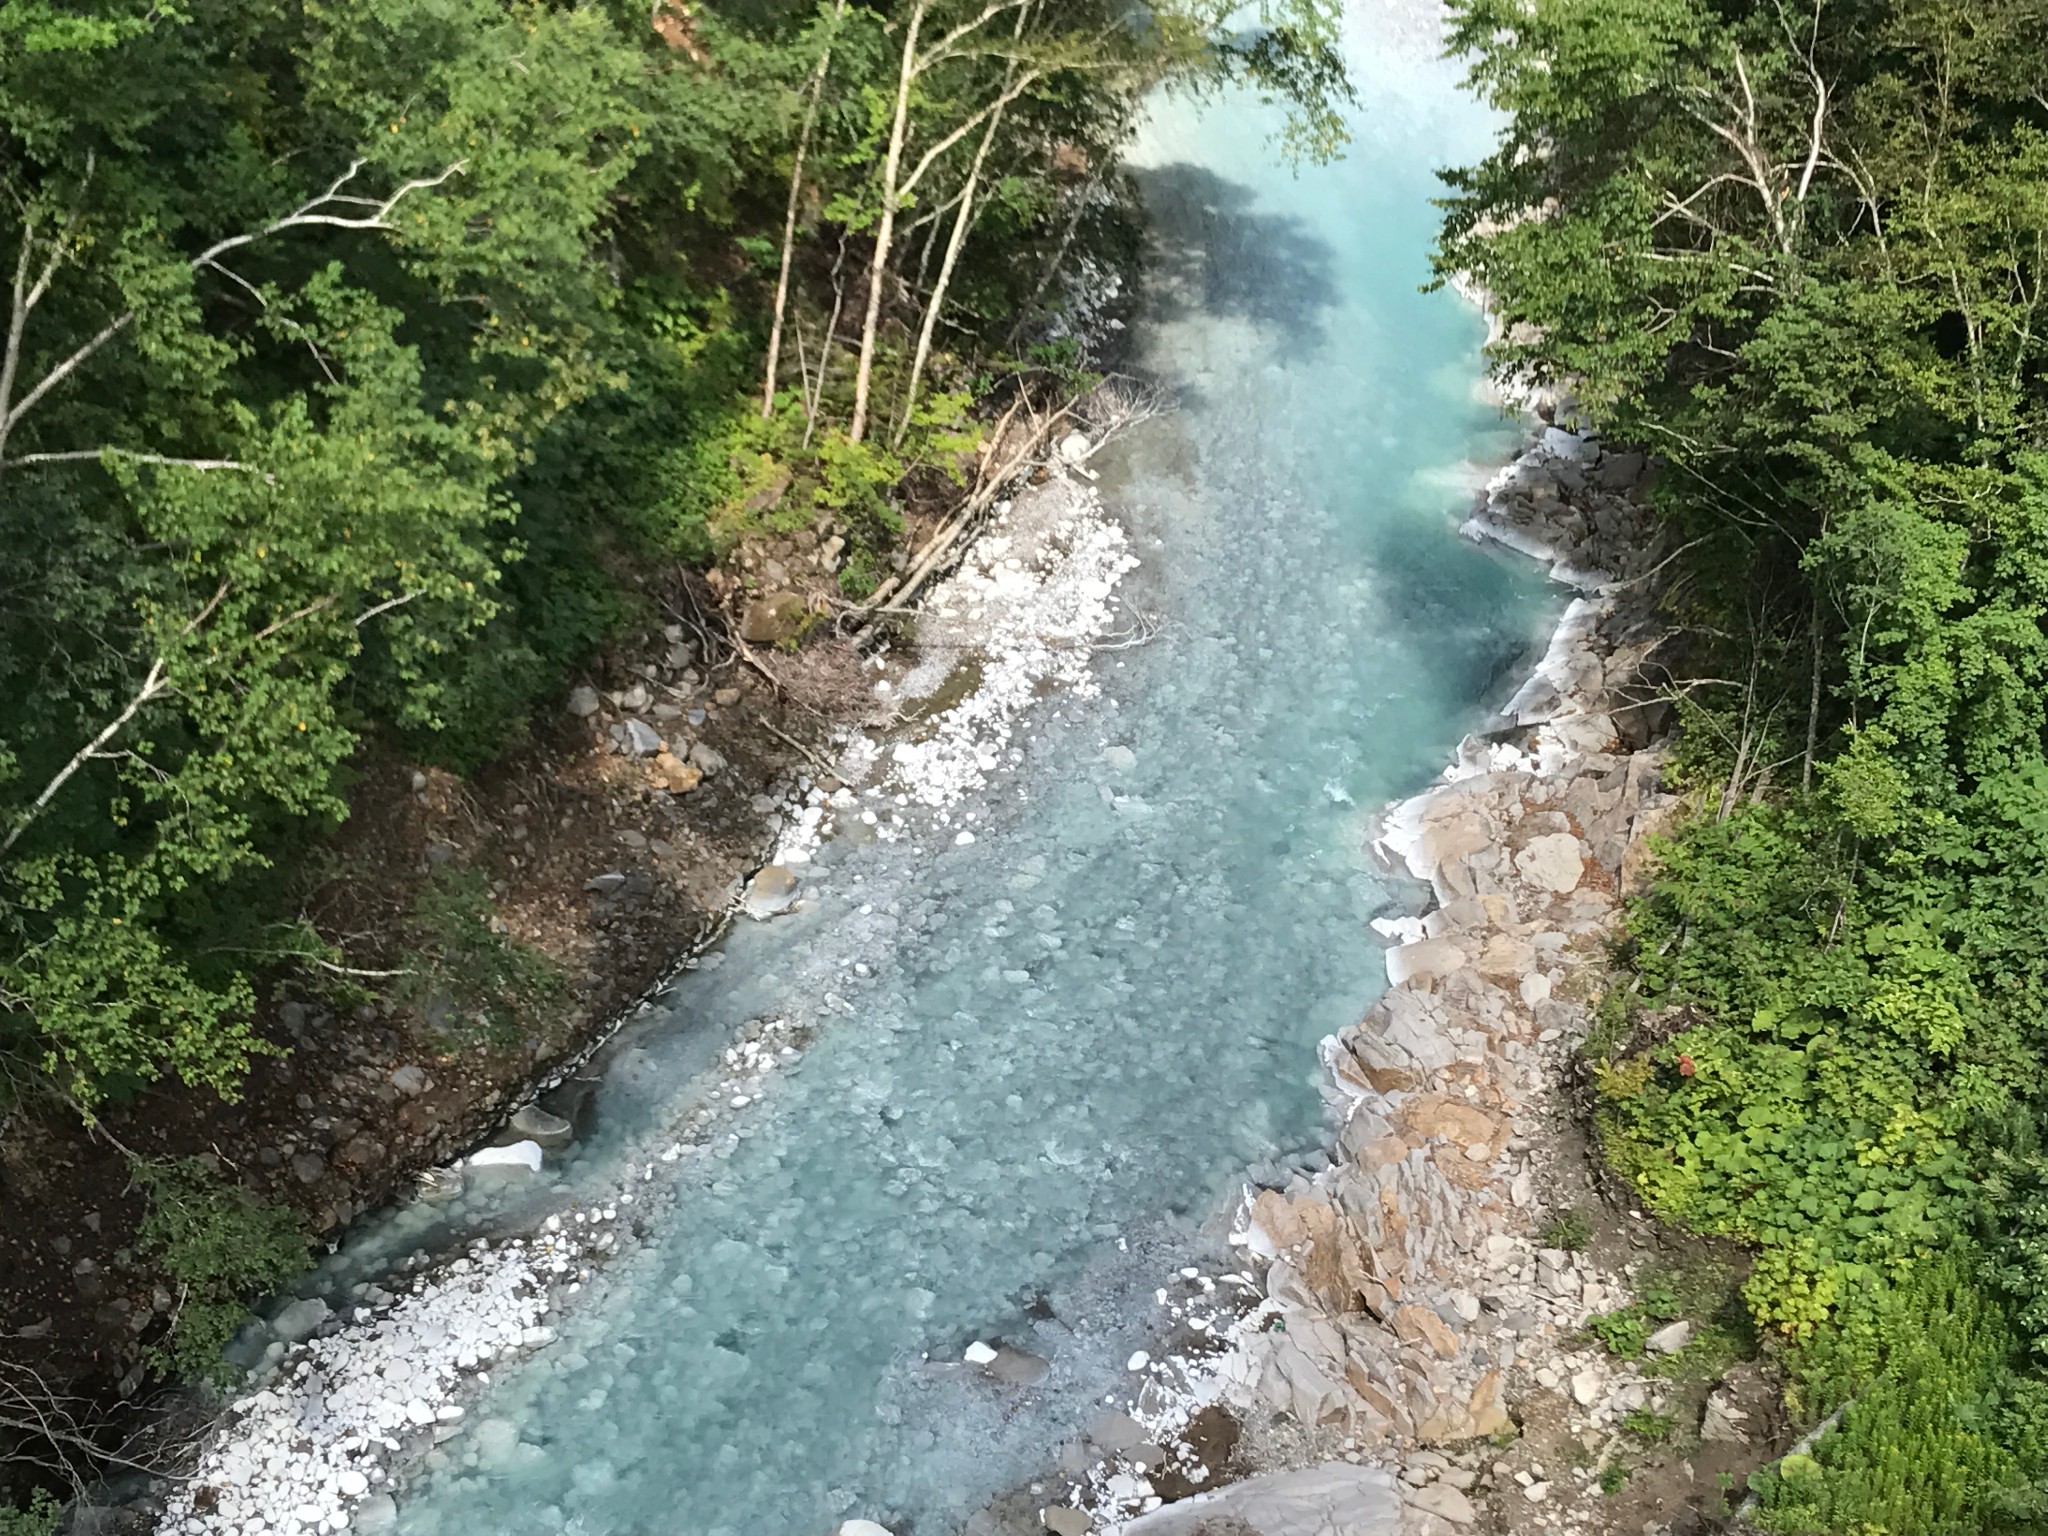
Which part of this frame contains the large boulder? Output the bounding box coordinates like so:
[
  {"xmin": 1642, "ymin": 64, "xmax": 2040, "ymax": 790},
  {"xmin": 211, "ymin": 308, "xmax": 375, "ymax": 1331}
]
[
  {"xmin": 741, "ymin": 591, "xmax": 808, "ymax": 646},
  {"xmin": 1514, "ymin": 832, "xmax": 1585, "ymax": 893},
  {"xmin": 1118, "ymin": 1463, "xmax": 1403, "ymax": 1536}
]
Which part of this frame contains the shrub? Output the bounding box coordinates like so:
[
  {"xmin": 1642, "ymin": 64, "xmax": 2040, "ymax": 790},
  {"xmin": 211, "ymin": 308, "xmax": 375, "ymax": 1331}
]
[
  {"xmin": 396, "ymin": 864, "xmax": 563, "ymax": 1045},
  {"xmin": 0, "ymin": 1492, "xmax": 61, "ymax": 1536},
  {"xmin": 1537, "ymin": 1209, "xmax": 1592, "ymax": 1252},
  {"xmin": 1622, "ymin": 1408, "xmax": 1676, "ymax": 1441},
  {"xmin": 1589, "ymin": 1308, "xmax": 1650, "ymax": 1358},
  {"xmin": 131, "ymin": 1157, "xmax": 308, "ymax": 1385},
  {"xmin": 1754, "ymin": 1256, "xmax": 2048, "ymax": 1536}
]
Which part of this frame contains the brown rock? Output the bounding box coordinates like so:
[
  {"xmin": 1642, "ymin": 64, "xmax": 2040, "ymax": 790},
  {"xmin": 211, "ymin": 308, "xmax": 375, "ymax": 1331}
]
[
  {"xmin": 1397, "ymin": 1094, "xmax": 1504, "ymax": 1153},
  {"xmin": 740, "ymin": 590, "xmax": 808, "ymax": 645},
  {"xmin": 1416, "ymin": 1402, "xmax": 1473, "ymax": 1443},
  {"xmin": 1345, "ymin": 1372, "xmax": 1413, "ymax": 1438},
  {"xmin": 1466, "ymin": 1369, "xmax": 1512, "ymax": 1438},
  {"xmin": 1393, "ymin": 1304, "xmax": 1461, "ymax": 1360},
  {"xmin": 1354, "ymin": 1133, "xmax": 1412, "ymax": 1173},
  {"xmin": 1431, "ymin": 1149, "xmax": 1495, "ymax": 1191},
  {"xmin": 1252, "ymin": 1192, "xmax": 1362, "ymax": 1316},
  {"xmin": 651, "ymin": 750, "xmax": 703, "ymax": 795},
  {"xmin": 1337, "ymin": 1033, "xmax": 1420, "ymax": 1094}
]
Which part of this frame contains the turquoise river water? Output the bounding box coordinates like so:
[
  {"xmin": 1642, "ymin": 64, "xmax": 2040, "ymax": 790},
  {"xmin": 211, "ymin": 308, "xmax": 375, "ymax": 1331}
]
[{"xmin": 384, "ymin": 7, "xmax": 1557, "ymax": 1533}]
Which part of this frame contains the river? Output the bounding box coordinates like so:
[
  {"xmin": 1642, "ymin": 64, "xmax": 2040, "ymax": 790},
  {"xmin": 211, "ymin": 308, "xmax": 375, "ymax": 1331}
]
[{"xmin": 384, "ymin": 6, "xmax": 1556, "ymax": 1532}]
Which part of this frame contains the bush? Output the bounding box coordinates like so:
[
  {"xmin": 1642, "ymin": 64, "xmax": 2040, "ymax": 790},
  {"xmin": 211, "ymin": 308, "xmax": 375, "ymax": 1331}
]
[
  {"xmin": 396, "ymin": 865, "xmax": 563, "ymax": 1045},
  {"xmin": 132, "ymin": 1157, "xmax": 309, "ymax": 1385},
  {"xmin": 1537, "ymin": 1209, "xmax": 1592, "ymax": 1252},
  {"xmin": 1622, "ymin": 1408, "xmax": 1676, "ymax": 1441},
  {"xmin": 1754, "ymin": 1256, "xmax": 2048, "ymax": 1536},
  {"xmin": 0, "ymin": 1492, "xmax": 61, "ymax": 1536}
]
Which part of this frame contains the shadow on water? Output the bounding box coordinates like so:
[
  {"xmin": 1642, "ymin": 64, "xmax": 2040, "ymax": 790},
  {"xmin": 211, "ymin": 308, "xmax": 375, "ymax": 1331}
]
[{"xmin": 1133, "ymin": 161, "xmax": 1338, "ymax": 358}]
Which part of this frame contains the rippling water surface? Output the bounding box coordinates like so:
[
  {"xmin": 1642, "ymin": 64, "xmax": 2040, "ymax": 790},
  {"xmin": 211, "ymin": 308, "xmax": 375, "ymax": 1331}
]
[{"xmin": 388, "ymin": 8, "xmax": 1555, "ymax": 1532}]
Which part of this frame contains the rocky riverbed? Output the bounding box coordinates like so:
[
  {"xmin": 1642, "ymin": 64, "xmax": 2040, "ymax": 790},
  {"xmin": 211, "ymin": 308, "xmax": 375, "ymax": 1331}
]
[
  {"xmin": 142, "ymin": 455, "xmax": 1143, "ymax": 1536},
  {"xmin": 1005, "ymin": 421, "xmax": 1776, "ymax": 1536}
]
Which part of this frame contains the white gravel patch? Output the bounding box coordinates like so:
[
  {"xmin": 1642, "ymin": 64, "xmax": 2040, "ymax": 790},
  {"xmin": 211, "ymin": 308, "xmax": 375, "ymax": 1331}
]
[
  {"xmin": 875, "ymin": 473, "xmax": 1136, "ymax": 814},
  {"xmin": 153, "ymin": 1221, "xmax": 601, "ymax": 1536}
]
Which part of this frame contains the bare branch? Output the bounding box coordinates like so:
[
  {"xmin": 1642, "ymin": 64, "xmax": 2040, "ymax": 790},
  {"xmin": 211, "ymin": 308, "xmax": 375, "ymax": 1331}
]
[
  {"xmin": 0, "ymin": 158, "xmax": 464, "ymax": 458},
  {"xmin": 1, "ymin": 657, "xmax": 170, "ymax": 856},
  {"xmin": 7, "ymin": 448, "xmax": 248, "ymax": 471},
  {"xmin": 354, "ymin": 590, "xmax": 422, "ymax": 627}
]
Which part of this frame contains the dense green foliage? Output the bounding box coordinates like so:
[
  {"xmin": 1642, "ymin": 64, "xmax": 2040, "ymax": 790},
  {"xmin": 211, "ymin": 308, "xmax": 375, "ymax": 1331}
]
[
  {"xmin": 0, "ymin": 0, "xmax": 1347, "ymax": 1115},
  {"xmin": 130, "ymin": 1155, "xmax": 309, "ymax": 1384},
  {"xmin": 1438, "ymin": 0, "xmax": 2048, "ymax": 1521},
  {"xmin": 0, "ymin": 1491, "xmax": 59, "ymax": 1536}
]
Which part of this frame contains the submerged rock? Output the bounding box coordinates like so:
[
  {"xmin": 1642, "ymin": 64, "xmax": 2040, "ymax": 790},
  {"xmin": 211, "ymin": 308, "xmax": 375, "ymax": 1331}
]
[
  {"xmin": 413, "ymin": 1166, "xmax": 464, "ymax": 1203},
  {"xmin": 743, "ymin": 864, "xmax": 799, "ymax": 919},
  {"xmin": 986, "ymin": 1345, "xmax": 1050, "ymax": 1386},
  {"xmin": 509, "ymin": 1105, "xmax": 574, "ymax": 1151},
  {"xmin": 271, "ymin": 1297, "xmax": 330, "ymax": 1343}
]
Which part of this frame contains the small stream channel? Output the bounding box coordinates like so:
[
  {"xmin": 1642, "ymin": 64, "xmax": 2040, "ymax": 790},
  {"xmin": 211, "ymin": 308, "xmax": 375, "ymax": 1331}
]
[{"xmin": 367, "ymin": 7, "xmax": 1559, "ymax": 1533}]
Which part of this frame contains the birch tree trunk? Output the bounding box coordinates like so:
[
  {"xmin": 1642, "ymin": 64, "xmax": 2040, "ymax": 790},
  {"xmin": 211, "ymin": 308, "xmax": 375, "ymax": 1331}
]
[
  {"xmin": 893, "ymin": 74, "xmax": 1016, "ymax": 447},
  {"xmin": 847, "ymin": 0, "xmax": 930, "ymax": 443},
  {"xmin": 761, "ymin": 1, "xmax": 847, "ymax": 418}
]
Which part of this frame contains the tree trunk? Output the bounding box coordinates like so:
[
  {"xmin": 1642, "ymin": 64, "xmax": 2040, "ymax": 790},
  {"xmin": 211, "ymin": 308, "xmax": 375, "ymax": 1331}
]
[
  {"xmin": 804, "ymin": 235, "xmax": 851, "ymax": 448},
  {"xmin": 1802, "ymin": 584, "xmax": 1824, "ymax": 793},
  {"xmin": 895, "ymin": 79, "xmax": 1014, "ymax": 447},
  {"xmin": 848, "ymin": 0, "xmax": 929, "ymax": 444},
  {"xmin": 761, "ymin": 1, "xmax": 846, "ymax": 419}
]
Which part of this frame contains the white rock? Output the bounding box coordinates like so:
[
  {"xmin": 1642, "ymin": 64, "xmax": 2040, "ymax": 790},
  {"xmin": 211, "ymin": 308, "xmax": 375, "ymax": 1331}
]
[
  {"xmin": 1515, "ymin": 833, "xmax": 1585, "ymax": 893},
  {"xmin": 467, "ymin": 1141, "xmax": 543, "ymax": 1173},
  {"xmin": 1405, "ymin": 1483, "xmax": 1477, "ymax": 1525},
  {"xmin": 336, "ymin": 1471, "xmax": 369, "ymax": 1498},
  {"xmin": 1570, "ymin": 1370, "xmax": 1602, "ymax": 1407},
  {"xmin": 963, "ymin": 1341, "xmax": 999, "ymax": 1365},
  {"xmin": 1645, "ymin": 1320, "xmax": 1694, "ymax": 1355},
  {"xmin": 839, "ymin": 1523, "xmax": 896, "ymax": 1536},
  {"xmin": 1523, "ymin": 1480, "xmax": 1552, "ymax": 1503},
  {"xmin": 1127, "ymin": 1351, "xmax": 1151, "ymax": 1371}
]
